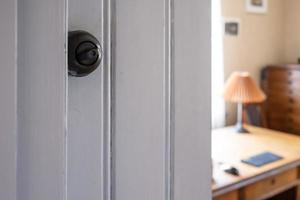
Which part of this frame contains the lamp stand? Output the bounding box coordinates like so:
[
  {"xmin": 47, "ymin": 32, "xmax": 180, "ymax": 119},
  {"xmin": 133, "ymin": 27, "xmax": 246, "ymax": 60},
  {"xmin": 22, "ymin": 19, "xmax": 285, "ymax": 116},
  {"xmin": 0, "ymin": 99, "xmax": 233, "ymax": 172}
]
[{"xmin": 236, "ymin": 102, "xmax": 249, "ymax": 133}]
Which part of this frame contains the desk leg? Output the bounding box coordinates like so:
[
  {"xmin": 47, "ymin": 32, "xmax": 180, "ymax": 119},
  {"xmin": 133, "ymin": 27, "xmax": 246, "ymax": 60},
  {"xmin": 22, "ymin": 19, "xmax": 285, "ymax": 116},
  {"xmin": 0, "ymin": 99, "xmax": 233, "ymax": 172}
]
[
  {"xmin": 297, "ymin": 167, "xmax": 300, "ymax": 200},
  {"xmin": 296, "ymin": 185, "xmax": 300, "ymax": 200}
]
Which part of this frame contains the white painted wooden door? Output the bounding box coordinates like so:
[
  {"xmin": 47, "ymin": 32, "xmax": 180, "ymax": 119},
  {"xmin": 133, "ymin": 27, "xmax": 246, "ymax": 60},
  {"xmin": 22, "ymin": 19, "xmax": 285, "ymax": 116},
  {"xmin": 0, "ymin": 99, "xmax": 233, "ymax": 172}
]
[
  {"xmin": 68, "ymin": 1, "xmax": 211, "ymax": 200},
  {"xmin": 0, "ymin": 0, "xmax": 17, "ymax": 199},
  {"xmin": 1, "ymin": 0, "xmax": 210, "ymax": 200}
]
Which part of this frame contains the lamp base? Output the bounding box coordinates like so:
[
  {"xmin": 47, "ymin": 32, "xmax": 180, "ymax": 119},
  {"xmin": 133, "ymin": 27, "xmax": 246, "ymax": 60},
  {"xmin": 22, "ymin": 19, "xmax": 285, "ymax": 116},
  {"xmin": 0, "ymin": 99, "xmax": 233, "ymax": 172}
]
[
  {"xmin": 235, "ymin": 123, "xmax": 249, "ymax": 134},
  {"xmin": 235, "ymin": 102, "xmax": 249, "ymax": 133}
]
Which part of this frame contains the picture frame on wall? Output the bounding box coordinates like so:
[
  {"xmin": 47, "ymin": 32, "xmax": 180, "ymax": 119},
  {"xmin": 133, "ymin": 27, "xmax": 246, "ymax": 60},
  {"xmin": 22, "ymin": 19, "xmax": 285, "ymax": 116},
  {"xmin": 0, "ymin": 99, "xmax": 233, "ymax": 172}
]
[
  {"xmin": 246, "ymin": 0, "xmax": 268, "ymax": 14},
  {"xmin": 223, "ymin": 18, "xmax": 240, "ymax": 37}
]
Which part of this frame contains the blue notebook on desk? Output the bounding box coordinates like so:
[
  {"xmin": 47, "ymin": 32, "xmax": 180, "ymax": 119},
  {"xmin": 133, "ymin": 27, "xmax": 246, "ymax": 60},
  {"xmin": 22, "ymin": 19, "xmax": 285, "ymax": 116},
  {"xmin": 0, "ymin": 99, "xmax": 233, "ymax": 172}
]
[{"xmin": 241, "ymin": 152, "xmax": 283, "ymax": 167}]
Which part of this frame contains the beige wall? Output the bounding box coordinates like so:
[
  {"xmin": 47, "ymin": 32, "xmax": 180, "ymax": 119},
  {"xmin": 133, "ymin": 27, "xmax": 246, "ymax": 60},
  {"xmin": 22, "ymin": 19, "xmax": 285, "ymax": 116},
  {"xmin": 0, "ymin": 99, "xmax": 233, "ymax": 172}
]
[
  {"xmin": 222, "ymin": 0, "xmax": 286, "ymax": 124},
  {"xmin": 284, "ymin": 0, "xmax": 300, "ymax": 63}
]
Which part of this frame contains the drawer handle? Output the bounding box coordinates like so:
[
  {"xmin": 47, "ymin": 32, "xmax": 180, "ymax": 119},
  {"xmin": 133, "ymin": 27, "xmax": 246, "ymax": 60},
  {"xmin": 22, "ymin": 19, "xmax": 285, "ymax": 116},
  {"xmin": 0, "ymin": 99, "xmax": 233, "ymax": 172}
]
[
  {"xmin": 288, "ymin": 80, "xmax": 293, "ymax": 84},
  {"xmin": 289, "ymin": 98, "xmax": 294, "ymax": 103},
  {"xmin": 271, "ymin": 178, "xmax": 276, "ymax": 185}
]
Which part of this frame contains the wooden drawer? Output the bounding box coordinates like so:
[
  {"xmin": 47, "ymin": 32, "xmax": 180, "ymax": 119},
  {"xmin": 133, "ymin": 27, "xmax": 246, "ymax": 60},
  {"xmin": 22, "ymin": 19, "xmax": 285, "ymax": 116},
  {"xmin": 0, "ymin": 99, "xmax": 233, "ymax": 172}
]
[
  {"xmin": 241, "ymin": 168, "xmax": 298, "ymax": 200},
  {"xmin": 265, "ymin": 103, "xmax": 300, "ymax": 114},
  {"xmin": 263, "ymin": 80, "xmax": 300, "ymax": 92},
  {"xmin": 268, "ymin": 122, "xmax": 300, "ymax": 135},
  {"xmin": 264, "ymin": 68, "xmax": 300, "ymax": 82},
  {"xmin": 267, "ymin": 112, "xmax": 300, "ymax": 134},
  {"xmin": 265, "ymin": 89, "xmax": 300, "ymax": 99},
  {"xmin": 268, "ymin": 112, "xmax": 300, "ymax": 124},
  {"xmin": 213, "ymin": 191, "xmax": 238, "ymax": 200},
  {"xmin": 266, "ymin": 96, "xmax": 300, "ymax": 108}
]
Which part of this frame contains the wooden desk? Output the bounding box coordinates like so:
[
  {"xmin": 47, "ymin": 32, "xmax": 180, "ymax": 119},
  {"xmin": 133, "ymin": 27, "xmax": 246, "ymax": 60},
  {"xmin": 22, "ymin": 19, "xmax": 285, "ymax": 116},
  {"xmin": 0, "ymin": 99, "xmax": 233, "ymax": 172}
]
[{"xmin": 212, "ymin": 125, "xmax": 300, "ymax": 200}]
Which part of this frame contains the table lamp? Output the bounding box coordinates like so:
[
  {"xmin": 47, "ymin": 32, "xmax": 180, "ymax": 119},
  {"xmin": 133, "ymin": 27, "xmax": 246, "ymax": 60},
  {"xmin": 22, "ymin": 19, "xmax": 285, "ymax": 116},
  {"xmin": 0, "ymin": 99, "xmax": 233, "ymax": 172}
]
[{"xmin": 223, "ymin": 72, "xmax": 266, "ymax": 133}]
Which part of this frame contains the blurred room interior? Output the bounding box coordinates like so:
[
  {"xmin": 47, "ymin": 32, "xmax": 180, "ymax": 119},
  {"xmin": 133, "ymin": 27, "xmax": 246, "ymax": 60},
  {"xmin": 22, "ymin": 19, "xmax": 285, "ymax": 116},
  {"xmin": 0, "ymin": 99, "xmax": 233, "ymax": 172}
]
[{"xmin": 211, "ymin": 0, "xmax": 300, "ymax": 199}]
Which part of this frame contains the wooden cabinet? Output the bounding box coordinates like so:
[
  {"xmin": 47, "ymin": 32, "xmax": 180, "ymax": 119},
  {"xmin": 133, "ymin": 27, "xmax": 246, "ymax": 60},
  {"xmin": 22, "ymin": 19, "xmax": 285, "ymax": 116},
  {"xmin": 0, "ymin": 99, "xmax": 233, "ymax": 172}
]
[{"xmin": 262, "ymin": 65, "xmax": 300, "ymax": 135}]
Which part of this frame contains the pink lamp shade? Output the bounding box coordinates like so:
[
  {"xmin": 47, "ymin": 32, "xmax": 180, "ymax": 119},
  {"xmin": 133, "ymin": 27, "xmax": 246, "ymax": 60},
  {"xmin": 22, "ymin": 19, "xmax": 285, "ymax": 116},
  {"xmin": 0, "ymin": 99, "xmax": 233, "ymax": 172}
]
[
  {"xmin": 223, "ymin": 71, "xmax": 266, "ymax": 133},
  {"xmin": 223, "ymin": 72, "xmax": 266, "ymax": 104}
]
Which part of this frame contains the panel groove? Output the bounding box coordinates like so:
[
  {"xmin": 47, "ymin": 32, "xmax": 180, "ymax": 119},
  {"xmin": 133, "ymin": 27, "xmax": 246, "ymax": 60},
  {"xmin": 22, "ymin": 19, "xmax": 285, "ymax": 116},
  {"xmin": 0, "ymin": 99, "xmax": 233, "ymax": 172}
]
[
  {"xmin": 164, "ymin": 0, "xmax": 175, "ymax": 200},
  {"xmin": 102, "ymin": 0, "xmax": 113, "ymax": 199},
  {"xmin": 64, "ymin": 0, "xmax": 69, "ymax": 200},
  {"xmin": 110, "ymin": 0, "xmax": 116, "ymax": 198}
]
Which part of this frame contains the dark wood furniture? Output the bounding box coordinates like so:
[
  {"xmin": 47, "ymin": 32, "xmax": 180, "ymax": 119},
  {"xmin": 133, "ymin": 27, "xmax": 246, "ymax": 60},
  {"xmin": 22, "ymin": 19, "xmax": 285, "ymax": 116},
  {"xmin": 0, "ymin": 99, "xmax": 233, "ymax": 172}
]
[
  {"xmin": 212, "ymin": 126, "xmax": 300, "ymax": 200},
  {"xmin": 261, "ymin": 65, "xmax": 300, "ymax": 135},
  {"xmin": 245, "ymin": 103, "xmax": 267, "ymax": 127}
]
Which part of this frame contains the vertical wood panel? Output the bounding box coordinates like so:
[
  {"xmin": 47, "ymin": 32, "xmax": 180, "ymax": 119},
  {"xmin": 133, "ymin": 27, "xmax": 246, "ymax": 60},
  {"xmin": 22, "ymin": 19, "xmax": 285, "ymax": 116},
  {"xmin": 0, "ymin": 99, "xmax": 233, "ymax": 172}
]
[
  {"xmin": 0, "ymin": 0, "xmax": 17, "ymax": 199},
  {"xmin": 102, "ymin": 1, "xmax": 113, "ymax": 199},
  {"xmin": 164, "ymin": 0, "xmax": 175, "ymax": 199},
  {"xmin": 114, "ymin": 0, "xmax": 166, "ymax": 199},
  {"xmin": 17, "ymin": 0, "xmax": 67, "ymax": 200},
  {"xmin": 173, "ymin": 0, "xmax": 211, "ymax": 199},
  {"xmin": 68, "ymin": 0, "xmax": 112, "ymax": 199},
  {"xmin": 68, "ymin": 0, "xmax": 211, "ymax": 200}
]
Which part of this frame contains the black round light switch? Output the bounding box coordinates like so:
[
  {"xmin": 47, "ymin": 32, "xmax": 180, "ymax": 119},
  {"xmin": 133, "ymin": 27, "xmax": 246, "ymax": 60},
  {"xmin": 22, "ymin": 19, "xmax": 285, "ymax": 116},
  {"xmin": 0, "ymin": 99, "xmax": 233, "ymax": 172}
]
[{"xmin": 68, "ymin": 30, "xmax": 102, "ymax": 77}]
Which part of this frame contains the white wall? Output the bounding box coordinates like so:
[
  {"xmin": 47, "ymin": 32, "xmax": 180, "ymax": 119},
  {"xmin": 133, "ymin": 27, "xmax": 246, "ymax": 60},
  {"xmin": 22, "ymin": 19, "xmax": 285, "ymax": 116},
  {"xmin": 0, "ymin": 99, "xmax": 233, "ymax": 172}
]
[
  {"xmin": 0, "ymin": 0, "xmax": 17, "ymax": 199},
  {"xmin": 283, "ymin": 0, "xmax": 300, "ymax": 63}
]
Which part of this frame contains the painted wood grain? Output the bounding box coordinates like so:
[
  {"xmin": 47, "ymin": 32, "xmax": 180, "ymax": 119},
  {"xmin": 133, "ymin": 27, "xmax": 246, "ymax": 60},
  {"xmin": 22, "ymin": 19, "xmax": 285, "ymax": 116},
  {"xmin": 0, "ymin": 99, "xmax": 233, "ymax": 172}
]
[
  {"xmin": 0, "ymin": 0, "xmax": 17, "ymax": 199},
  {"xmin": 173, "ymin": 0, "xmax": 211, "ymax": 199},
  {"xmin": 17, "ymin": 0, "xmax": 67, "ymax": 199},
  {"xmin": 68, "ymin": 0, "xmax": 211, "ymax": 200},
  {"xmin": 114, "ymin": 0, "xmax": 166, "ymax": 199},
  {"xmin": 68, "ymin": 0, "xmax": 112, "ymax": 199}
]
